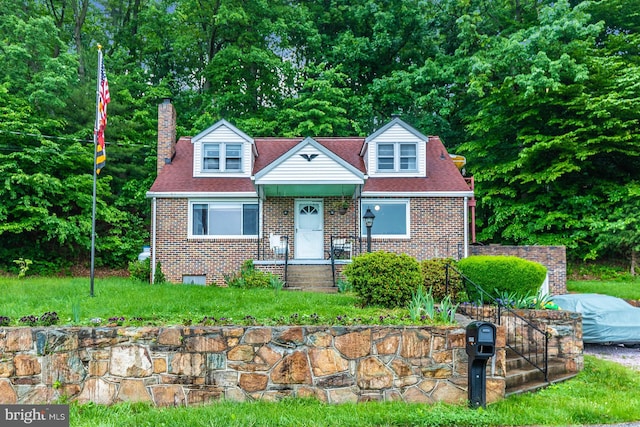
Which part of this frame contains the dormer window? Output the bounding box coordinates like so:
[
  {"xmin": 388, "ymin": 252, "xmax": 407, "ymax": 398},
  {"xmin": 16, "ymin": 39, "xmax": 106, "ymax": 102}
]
[
  {"xmin": 377, "ymin": 143, "xmax": 417, "ymax": 172},
  {"xmin": 203, "ymin": 143, "xmax": 243, "ymax": 172}
]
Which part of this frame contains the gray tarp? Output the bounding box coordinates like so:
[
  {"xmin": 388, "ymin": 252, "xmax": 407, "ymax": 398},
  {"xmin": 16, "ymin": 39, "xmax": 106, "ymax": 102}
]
[{"xmin": 552, "ymin": 293, "xmax": 640, "ymax": 344}]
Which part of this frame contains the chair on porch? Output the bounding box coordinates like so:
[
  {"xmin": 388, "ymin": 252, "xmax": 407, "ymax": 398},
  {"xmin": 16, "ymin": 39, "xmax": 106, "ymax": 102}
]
[
  {"xmin": 332, "ymin": 238, "xmax": 352, "ymax": 260},
  {"xmin": 269, "ymin": 234, "xmax": 288, "ymax": 258}
]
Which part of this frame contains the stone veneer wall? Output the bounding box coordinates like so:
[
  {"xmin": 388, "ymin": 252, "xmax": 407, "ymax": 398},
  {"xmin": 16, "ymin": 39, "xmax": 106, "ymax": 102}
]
[
  {"xmin": 469, "ymin": 245, "xmax": 567, "ymax": 295},
  {"xmin": 0, "ymin": 325, "xmax": 507, "ymax": 406},
  {"xmin": 518, "ymin": 309, "xmax": 583, "ymax": 373},
  {"xmin": 459, "ymin": 307, "xmax": 583, "ymax": 376}
]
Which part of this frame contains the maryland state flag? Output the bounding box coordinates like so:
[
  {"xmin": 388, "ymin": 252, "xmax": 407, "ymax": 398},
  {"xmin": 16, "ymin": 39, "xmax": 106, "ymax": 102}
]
[{"xmin": 95, "ymin": 49, "xmax": 110, "ymax": 174}]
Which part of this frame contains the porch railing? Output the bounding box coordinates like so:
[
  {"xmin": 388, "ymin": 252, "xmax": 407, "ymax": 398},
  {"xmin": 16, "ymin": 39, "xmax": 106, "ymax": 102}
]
[
  {"xmin": 446, "ymin": 264, "xmax": 550, "ymax": 382},
  {"xmin": 257, "ymin": 235, "xmax": 290, "ymax": 285},
  {"xmin": 329, "ymin": 235, "xmax": 361, "ymax": 286}
]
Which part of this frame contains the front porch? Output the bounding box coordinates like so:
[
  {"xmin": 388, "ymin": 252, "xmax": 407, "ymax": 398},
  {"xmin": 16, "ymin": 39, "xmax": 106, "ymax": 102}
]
[{"xmin": 254, "ymin": 235, "xmax": 358, "ymax": 291}]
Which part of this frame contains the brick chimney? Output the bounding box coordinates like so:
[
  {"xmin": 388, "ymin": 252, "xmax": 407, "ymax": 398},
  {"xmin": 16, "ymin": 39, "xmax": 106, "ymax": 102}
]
[{"xmin": 157, "ymin": 98, "xmax": 176, "ymax": 174}]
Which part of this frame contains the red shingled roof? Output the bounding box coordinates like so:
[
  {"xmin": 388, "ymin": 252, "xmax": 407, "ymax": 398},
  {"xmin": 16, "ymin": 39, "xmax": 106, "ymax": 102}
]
[
  {"xmin": 148, "ymin": 138, "xmax": 256, "ymax": 194},
  {"xmin": 362, "ymin": 136, "xmax": 471, "ymax": 193},
  {"xmin": 148, "ymin": 135, "xmax": 470, "ymax": 194}
]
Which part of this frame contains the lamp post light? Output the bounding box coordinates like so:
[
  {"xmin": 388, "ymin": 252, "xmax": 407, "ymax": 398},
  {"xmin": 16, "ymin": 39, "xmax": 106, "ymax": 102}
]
[{"xmin": 363, "ymin": 208, "xmax": 375, "ymax": 253}]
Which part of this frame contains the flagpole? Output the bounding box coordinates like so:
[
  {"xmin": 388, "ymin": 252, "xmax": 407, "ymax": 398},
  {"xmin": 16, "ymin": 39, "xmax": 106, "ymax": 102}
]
[{"xmin": 90, "ymin": 45, "xmax": 103, "ymax": 297}]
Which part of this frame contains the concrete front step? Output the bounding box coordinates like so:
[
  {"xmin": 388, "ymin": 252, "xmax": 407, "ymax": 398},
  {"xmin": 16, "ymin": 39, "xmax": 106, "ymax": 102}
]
[
  {"xmin": 505, "ymin": 354, "xmax": 575, "ymax": 395},
  {"xmin": 505, "ymin": 372, "xmax": 579, "ymax": 397},
  {"xmin": 285, "ymin": 286, "xmax": 338, "ymax": 293},
  {"xmin": 285, "ymin": 265, "xmax": 337, "ymax": 293}
]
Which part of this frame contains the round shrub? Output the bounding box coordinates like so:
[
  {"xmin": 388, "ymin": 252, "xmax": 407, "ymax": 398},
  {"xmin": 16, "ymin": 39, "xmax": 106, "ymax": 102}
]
[
  {"xmin": 457, "ymin": 255, "xmax": 547, "ymax": 301},
  {"xmin": 343, "ymin": 251, "xmax": 423, "ymax": 308},
  {"xmin": 420, "ymin": 258, "xmax": 463, "ymax": 301}
]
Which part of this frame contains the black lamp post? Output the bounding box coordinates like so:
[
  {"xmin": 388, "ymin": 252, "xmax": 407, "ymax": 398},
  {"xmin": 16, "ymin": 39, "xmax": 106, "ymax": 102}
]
[{"xmin": 363, "ymin": 208, "xmax": 375, "ymax": 253}]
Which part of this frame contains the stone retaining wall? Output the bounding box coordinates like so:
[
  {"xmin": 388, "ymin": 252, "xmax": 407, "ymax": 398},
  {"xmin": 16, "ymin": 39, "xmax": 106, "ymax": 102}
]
[
  {"xmin": 459, "ymin": 306, "xmax": 583, "ymax": 376},
  {"xmin": 0, "ymin": 325, "xmax": 507, "ymax": 406}
]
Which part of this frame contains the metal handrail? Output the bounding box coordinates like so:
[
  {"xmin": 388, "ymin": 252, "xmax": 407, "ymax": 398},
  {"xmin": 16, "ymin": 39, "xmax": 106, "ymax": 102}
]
[
  {"xmin": 282, "ymin": 235, "xmax": 289, "ymax": 285},
  {"xmin": 261, "ymin": 235, "xmax": 289, "ymax": 286},
  {"xmin": 446, "ymin": 264, "xmax": 549, "ymax": 382},
  {"xmin": 329, "ymin": 235, "xmax": 357, "ymax": 287}
]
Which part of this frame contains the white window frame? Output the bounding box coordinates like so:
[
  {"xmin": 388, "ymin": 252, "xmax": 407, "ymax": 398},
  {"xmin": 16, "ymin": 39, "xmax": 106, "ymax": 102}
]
[
  {"xmin": 376, "ymin": 142, "xmax": 417, "ymax": 172},
  {"xmin": 360, "ymin": 199, "xmax": 411, "ymax": 239},
  {"xmin": 202, "ymin": 143, "xmax": 243, "ymax": 172},
  {"xmin": 189, "ymin": 200, "xmax": 259, "ymax": 239}
]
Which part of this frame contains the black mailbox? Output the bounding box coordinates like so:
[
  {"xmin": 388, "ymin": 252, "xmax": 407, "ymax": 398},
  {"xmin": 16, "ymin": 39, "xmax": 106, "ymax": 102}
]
[
  {"xmin": 465, "ymin": 321, "xmax": 497, "ymax": 409},
  {"xmin": 466, "ymin": 321, "xmax": 496, "ymax": 359}
]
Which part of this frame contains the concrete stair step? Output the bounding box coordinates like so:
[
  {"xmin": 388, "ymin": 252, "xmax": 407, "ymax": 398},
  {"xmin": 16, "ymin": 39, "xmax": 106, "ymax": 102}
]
[
  {"xmin": 285, "ymin": 286, "xmax": 338, "ymax": 293},
  {"xmin": 286, "ymin": 282, "xmax": 335, "ymax": 289},
  {"xmin": 505, "ymin": 372, "xmax": 579, "ymax": 397},
  {"xmin": 284, "ymin": 265, "xmax": 336, "ymax": 293},
  {"xmin": 505, "ymin": 357, "xmax": 569, "ymax": 390}
]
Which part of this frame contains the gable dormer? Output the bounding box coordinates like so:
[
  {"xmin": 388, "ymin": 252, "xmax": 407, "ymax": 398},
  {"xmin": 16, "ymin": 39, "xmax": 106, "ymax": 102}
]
[
  {"xmin": 191, "ymin": 119, "xmax": 256, "ymax": 178},
  {"xmin": 361, "ymin": 118, "xmax": 428, "ymax": 178}
]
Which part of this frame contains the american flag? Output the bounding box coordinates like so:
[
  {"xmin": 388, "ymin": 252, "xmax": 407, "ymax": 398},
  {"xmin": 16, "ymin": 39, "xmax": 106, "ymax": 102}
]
[{"xmin": 95, "ymin": 52, "xmax": 110, "ymax": 174}]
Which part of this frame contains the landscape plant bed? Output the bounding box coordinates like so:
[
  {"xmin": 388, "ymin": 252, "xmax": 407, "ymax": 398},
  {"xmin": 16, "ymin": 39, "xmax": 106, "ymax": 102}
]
[{"xmin": 0, "ymin": 277, "xmax": 453, "ymax": 327}]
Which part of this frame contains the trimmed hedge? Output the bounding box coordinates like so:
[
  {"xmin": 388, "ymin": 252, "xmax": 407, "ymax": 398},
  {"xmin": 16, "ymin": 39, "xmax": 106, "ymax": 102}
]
[
  {"xmin": 343, "ymin": 251, "xmax": 423, "ymax": 308},
  {"xmin": 457, "ymin": 255, "xmax": 547, "ymax": 301}
]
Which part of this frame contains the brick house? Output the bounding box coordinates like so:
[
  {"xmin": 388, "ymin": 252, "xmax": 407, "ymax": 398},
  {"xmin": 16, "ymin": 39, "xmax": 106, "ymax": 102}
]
[{"xmin": 147, "ymin": 99, "xmax": 474, "ymax": 285}]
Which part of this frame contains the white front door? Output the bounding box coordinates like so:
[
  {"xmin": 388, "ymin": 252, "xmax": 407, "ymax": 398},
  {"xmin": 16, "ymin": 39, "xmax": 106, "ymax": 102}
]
[{"xmin": 295, "ymin": 200, "xmax": 324, "ymax": 259}]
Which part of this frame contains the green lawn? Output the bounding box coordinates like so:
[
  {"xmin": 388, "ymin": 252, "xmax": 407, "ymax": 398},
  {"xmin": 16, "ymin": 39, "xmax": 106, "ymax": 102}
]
[
  {"xmin": 0, "ymin": 276, "xmax": 414, "ymax": 327},
  {"xmin": 567, "ymin": 278, "xmax": 640, "ymax": 300},
  {"xmin": 68, "ymin": 356, "xmax": 640, "ymax": 427},
  {"xmin": 4, "ymin": 274, "xmax": 637, "ymax": 328}
]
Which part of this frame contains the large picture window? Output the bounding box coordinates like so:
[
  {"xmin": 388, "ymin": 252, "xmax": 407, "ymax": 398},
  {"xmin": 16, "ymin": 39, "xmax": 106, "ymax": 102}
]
[
  {"xmin": 376, "ymin": 143, "xmax": 417, "ymax": 172},
  {"xmin": 191, "ymin": 201, "xmax": 259, "ymax": 237},
  {"xmin": 361, "ymin": 200, "xmax": 410, "ymax": 238},
  {"xmin": 202, "ymin": 143, "xmax": 243, "ymax": 172}
]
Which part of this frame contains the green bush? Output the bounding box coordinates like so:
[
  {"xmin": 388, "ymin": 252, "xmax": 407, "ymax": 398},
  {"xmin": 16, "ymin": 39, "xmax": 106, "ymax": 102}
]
[
  {"xmin": 343, "ymin": 251, "xmax": 423, "ymax": 308},
  {"xmin": 128, "ymin": 258, "xmax": 151, "ymax": 283},
  {"xmin": 457, "ymin": 255, "xmax": 547, "ymax": 302},
  {"xmin": 225, "ymin": 260, "xmax": 276, "ymax": 289},
  {"xmin": 420, "ymin": 258, "xmax": 462, "ymax": 301}
]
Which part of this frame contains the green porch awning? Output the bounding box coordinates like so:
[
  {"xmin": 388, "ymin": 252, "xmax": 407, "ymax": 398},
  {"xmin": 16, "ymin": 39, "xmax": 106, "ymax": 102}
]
[{"xmin": 258, "ymin": 183, "xmax": 359, "ymax": 197}]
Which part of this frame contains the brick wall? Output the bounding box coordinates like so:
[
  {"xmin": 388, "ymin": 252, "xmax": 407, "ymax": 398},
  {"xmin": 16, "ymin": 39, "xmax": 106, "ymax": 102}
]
[
  {"xmin": 157, "ymin": 100, "xmax": 176, "ymax": 174},
  {"xmin": 154, "ymin": 198, "xmax": 261, "ymax": 285},
  {"xmin": 469, "ymin": 245, "xmax": 567, "ymax": 295},
  {"xmin": 153, "ymin": 196, "xmax": 467, "ymax": 285}
]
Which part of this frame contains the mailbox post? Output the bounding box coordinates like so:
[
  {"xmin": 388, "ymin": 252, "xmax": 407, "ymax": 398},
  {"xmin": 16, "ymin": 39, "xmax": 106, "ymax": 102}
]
[{"xmin": 465, "ymin": 321, "xmax": 496, "ymax": 409}]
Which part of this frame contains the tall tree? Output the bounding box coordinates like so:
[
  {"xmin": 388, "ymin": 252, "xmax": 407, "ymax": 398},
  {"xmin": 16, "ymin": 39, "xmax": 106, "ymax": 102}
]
[{"xmin": 459, "ymin": 0, "xmax": 640, "ymax": 258}]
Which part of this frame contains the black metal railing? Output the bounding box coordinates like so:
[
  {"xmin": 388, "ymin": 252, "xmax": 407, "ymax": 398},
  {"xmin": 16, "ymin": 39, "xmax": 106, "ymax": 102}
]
[
  {"xmin": 329, "ymin": 235, "xmax": 359, "ymax": 286},
  {"xmin": 259, "ymin": 235, "xmax": 290, "ymax": 285},
  {"xmin": 446, "ymin": 264, "xmax": 549, "ymax": 382}
]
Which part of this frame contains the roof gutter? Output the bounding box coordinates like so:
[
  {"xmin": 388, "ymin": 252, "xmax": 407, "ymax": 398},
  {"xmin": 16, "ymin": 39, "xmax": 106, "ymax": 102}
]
[
  {"xmin": 146, "ymin": 191, "xmax": 259, "ymax": 198},
  {"xmin": 361, "ymin": 191, "xmax": 474, "ymax": 198}
]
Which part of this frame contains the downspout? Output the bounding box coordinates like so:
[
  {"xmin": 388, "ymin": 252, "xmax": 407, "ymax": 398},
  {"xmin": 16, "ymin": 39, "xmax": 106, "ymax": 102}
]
[
  {"xmin": 463, "ymin": 196, "xmax": 469, "ymax": 259},
  {"xmin": 151, "ymin": 197, "xmax": 157, "ymax": 284},
  {"xmin": 258, "ymin": 186, "xmax": 263, "ymax": 260},
  {"xmin": 357, "ymin": 185, "xmax": 363, "ymax": 254}
]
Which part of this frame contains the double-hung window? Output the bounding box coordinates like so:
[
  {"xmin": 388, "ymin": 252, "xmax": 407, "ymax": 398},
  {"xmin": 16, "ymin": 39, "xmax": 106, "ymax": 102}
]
[
  {"xmin": 203, "ymin": 143, "xmax": 243, "ymax": 172},
  {"xmin": 377, "ymin": 143, "xmax": 417, "ymax": 172},
  {"xmin": 360, "ymin": 200, "xmax": 410, "ymax": 238},
  {"xmin": 191, "ymin": 201, "xmax": 259, "ymax": 237}
]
